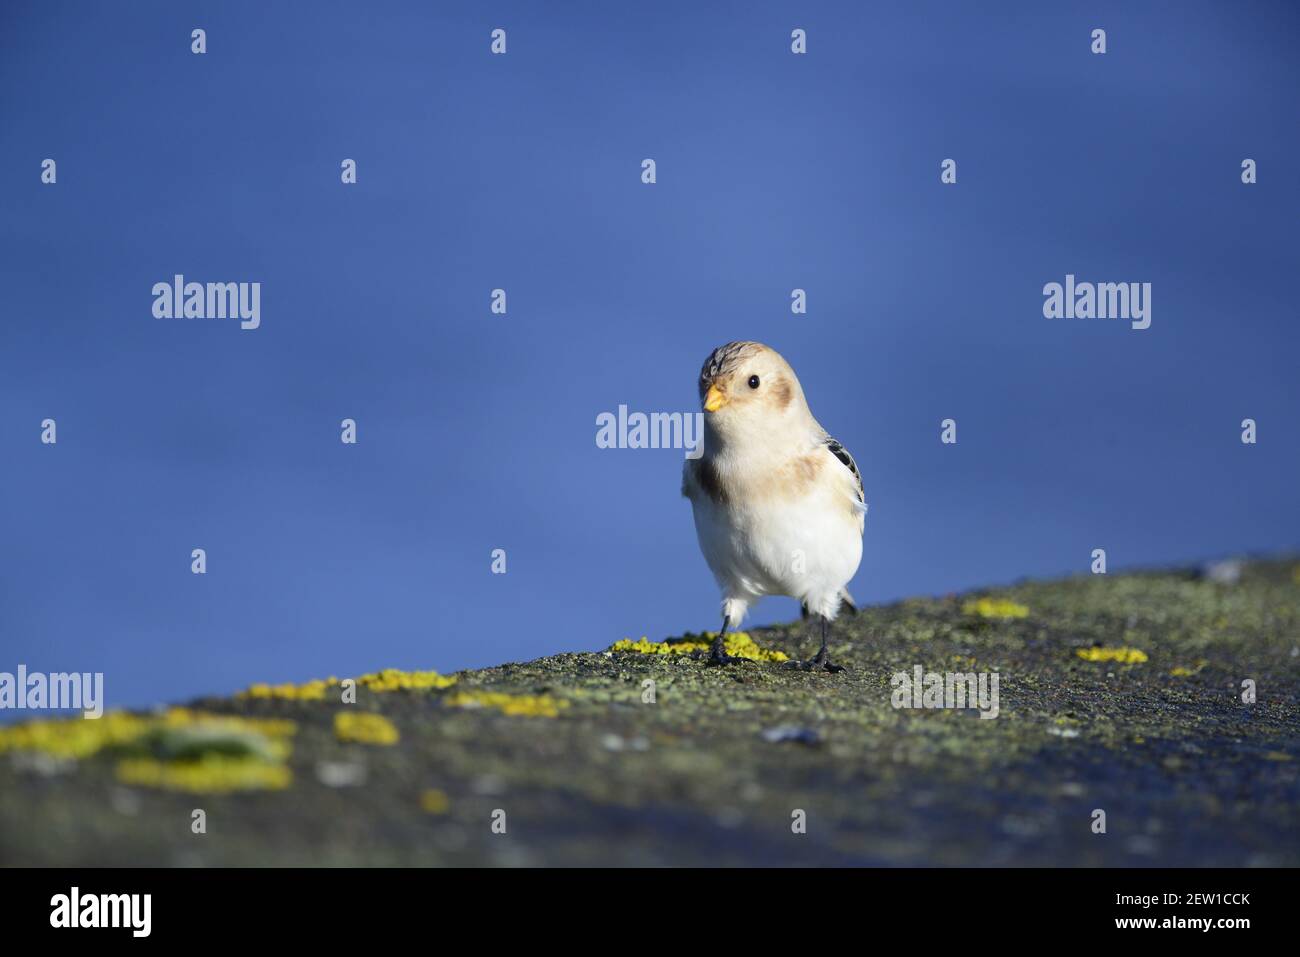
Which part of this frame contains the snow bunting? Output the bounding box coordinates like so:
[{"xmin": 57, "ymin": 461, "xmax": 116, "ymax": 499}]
[{"xmin": 682, "ymin": 341, "xmax": 865, "ymax": 672}]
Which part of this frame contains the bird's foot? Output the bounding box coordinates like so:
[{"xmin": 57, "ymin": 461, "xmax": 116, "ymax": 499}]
[
  {"xmin": 783, "ymin": 649, "xmax": 846, "ymax": 674},
  {"xmin": 689, "ymin": 636, "xmax": 753, "ymax": 667},
  {"xmin": 696, "ymin": 649, "xmax": 752, "ymax": 667}
]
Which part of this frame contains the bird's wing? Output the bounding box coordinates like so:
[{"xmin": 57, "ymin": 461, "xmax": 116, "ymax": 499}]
[
  {"xmin": 682, "ymin": 455, "xmax": 728, "ymax": 505},
  {"xmin": 823, "ymin": 437, "xmax": 866, "ymax": 513},
  {"xmin": 681, "ymin": 457, "xmax": 699, "ymax": 500}
]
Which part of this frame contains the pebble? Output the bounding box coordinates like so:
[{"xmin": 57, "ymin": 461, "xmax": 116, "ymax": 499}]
[
  {"xmin": 1200, "ymin": 559, "xmax": 1243, "ymax": 585},
  {"xmin": 315, "ymin": 761, "xmax": 367, "ymax": 788},
  {"xmin": 761, "ymin": 725, "xmax": 821, "ymax": 745}
]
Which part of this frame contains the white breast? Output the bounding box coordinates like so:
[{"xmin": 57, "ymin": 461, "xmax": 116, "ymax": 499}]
[{"xmin": 690, "ymin": 473, "xmax": 862, "ymax": 620}]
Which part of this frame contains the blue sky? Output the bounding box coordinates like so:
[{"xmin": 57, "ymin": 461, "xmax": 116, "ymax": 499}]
[{"xmin": 2, "ymin": 1, "xmax": 1297, "ymax": 712}]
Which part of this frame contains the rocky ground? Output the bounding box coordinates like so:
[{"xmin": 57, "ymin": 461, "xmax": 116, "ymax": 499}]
[{"xmin": 2, "ymin": 559, "xmax": 1297, "ymax": 866}]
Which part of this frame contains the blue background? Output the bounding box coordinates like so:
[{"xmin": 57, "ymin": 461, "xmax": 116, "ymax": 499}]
[{"xmin": 2, "ymin": 1, "xmax": 1296, "ymax": 712}]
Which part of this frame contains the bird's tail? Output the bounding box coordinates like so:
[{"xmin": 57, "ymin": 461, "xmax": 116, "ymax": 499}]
[{"xmin": 801, "ymin": 589, "xmax": 858, "ymax": 620}]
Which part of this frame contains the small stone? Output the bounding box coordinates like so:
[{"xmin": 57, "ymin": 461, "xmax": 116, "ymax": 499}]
[
  {"xmin": 761, "ymin": 725, "xmax": 821, "ymax": 745},
  {"xmin": 1199, "ymin": 559, "xmax": 1243, "ymax": 585},
  {"xmin": 315, "ymin": 760, "xmax": 367, "ymax": 788}
]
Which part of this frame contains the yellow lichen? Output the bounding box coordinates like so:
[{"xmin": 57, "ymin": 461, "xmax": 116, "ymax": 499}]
[
  {"xmin": 0, "ymin": 711, "xmax": 154, "ymax": 759},
  {"xmin": 163, "ymin": 709, "xmax": 295, "ymax": 738},
  {"xmin": 334, "ymin": 711, "xmax": 399, "ymax": 745},
  {"xmin": 242, "ymin": 678, "xmax": 336, "ymax": 701},
  {"xmin": 1076, "ymin": 647, "xmax": 1149, "ymax": 664},
  {"xmin": 115, "ymin": 755, "xmax": 291, "ymax": 793},
  {"xmin": 1170, "ymin": 660, "xmax": 1207, "ymax": 677},
  {"xmin": 610, "ymin": 631, "xmax": 789, "ymax": 663},
  {"xmin": 0, "ymin": 708, "xmax": 297, "ymax": 794},
  {"xmin": 444, "ymin": 689, "xmax": 569, "ymax": 718},
  {"xmin": 419, "ymin": 789, "xmax": 451, "ymax": 814},
  {"xmin": 0, "ymin": 708, "xmax": 295, "ymax": 761},
  {"xmin": 356, "ymin": 669, "xmax": 457, "ymax": 692},
  {"xmin": 962, "ymin": 598, "xmax": 1030, "ymax": 620},
  {"xmin": 239, "ymin": 668, "xmax": 456, "ymax": 701}
]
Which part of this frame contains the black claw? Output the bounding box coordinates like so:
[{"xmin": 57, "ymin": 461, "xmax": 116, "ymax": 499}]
[
  {"xmin": 782, "ymin": 614, "xmax": 848, "ymax": 673},
  {"xmin": 811, "ymin": 648, "xmax": 846, "ymax": 673},
  {"xmin": 706, "ymin": 651, "xmax": 751, "ymax": 667},
  {"xmin": 691, "ymin": 624, "xmax": 753, "ymax": 667},
  {"xmin": 783, "ymin": 649, "xmax": 847, "ymax": 674}
]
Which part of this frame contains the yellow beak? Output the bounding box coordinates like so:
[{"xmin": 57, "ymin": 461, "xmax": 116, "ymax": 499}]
[{"xmin": 704, "ymin": 384, "xmax": 728, "ymax": 412}]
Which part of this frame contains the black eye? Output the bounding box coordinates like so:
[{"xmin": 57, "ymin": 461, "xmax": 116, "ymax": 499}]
[{"xmin": 748, "ymin": 375, "xmax": 760, "ymax": 389}]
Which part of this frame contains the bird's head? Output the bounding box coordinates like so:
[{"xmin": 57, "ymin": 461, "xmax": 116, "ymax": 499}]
[{"xmin": 697, "ymin": 341, "xmax": 811, "ymax": 445}]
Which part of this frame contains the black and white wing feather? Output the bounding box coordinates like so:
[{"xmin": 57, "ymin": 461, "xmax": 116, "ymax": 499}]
[{"xmin": 824, "ymin": 437, "xmax": 865, "ymax": 508}]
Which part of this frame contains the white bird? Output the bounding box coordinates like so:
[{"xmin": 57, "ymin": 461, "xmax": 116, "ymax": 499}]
[{"xmin": 682, "ymin": 341, "xmax": 865, "ymax": 672}]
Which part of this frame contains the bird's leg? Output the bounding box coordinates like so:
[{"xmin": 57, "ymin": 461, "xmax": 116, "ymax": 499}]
[
  {"xmin": 809, "ymin": 615, "xmax": 847, "ymax": 672},
  {"xmin": 785, "ymin": 614, "xmax": 847, "ymax": 673},
  {"xmin": 703, "ymin": 614, "xmax": 750, "ymax": 666}
]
